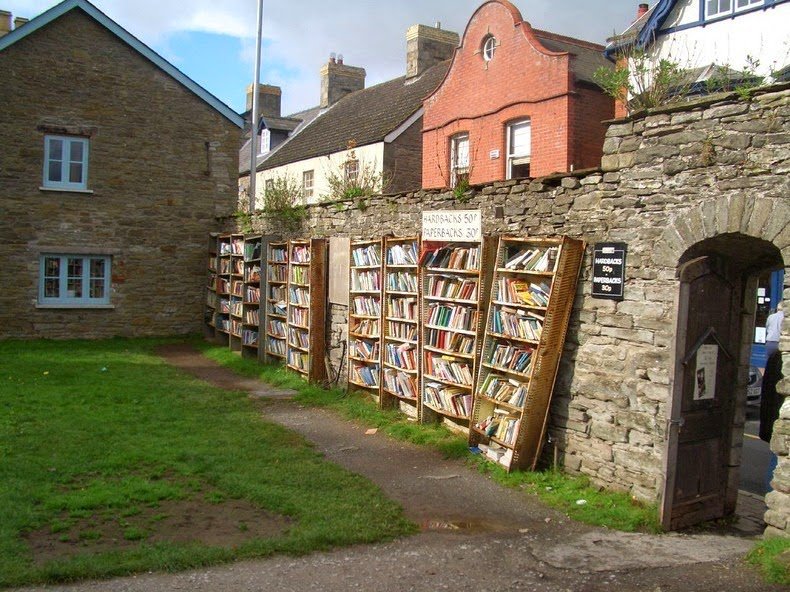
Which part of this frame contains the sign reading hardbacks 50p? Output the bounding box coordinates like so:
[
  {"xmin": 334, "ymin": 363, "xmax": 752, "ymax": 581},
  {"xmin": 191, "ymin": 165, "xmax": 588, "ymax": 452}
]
[
  {"xmin": 592, "ymin": 242, "xmax": 627, "ymax": 301},
  {"xmin": 422, "ymin": 210, "xmax": 482, "ymax": 242}
]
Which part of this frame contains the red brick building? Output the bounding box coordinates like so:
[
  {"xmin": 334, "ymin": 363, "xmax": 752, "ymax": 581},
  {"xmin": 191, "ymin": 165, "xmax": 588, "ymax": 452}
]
[{"xmin": 422, "ymin": 0, "xmax": 614, "ymax": 188}]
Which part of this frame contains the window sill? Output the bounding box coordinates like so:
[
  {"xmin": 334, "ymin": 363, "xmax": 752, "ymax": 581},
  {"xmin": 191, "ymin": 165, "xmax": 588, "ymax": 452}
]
[
  {"xmin": 39, "ymin": 186, "xmax": 94, "ymax": 194},
  {"xmin": 36, "ymin": 303, "xmax": 115, "ymax": 309}
]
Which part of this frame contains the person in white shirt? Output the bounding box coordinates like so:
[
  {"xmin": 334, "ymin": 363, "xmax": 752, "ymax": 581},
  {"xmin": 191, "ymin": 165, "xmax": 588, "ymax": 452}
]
[{"xmin": 765, "ymin": 302, "xmax": 784, "ymax": 359}]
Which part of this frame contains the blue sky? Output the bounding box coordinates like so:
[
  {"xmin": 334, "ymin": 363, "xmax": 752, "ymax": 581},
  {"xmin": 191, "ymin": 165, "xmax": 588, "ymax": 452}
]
[{"xmin": 5, "ymin": 0, "xmax": 642, "ymax": 115}]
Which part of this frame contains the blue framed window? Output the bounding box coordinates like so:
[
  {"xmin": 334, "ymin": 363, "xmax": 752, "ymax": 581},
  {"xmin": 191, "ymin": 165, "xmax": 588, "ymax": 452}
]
[
  {"xmin": 706, "ymin": 0, "xmax": 763, "ymax": 18},
  {"xmin": 43, "ymin": 135, "xmax": 89, "ymax": 190},
  {"xmin": 39, "ymin": 255, "xmax": 111, "ymax": 306}
]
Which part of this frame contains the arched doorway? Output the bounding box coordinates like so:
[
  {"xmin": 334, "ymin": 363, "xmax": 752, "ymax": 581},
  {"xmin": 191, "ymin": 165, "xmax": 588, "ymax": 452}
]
[{"xmin": 661, "ymin": 232, "xmax": 784, "ymax": 531}]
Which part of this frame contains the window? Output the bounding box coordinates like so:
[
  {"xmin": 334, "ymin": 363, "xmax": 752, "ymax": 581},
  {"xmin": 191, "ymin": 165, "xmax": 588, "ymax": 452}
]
[
  {"xmin": 707, "ymin": 0, "xmax": 761, "ymax": 18},
  {"xmin": 39, "ymin": 255, "xmax": 111, "ymax": 306},
  {"xmin": 482, "ymin": 35, "xmax": 497, "ymax": 62},
  {"xmin": 259, "ymin": 129, "xmax": 271, "ymax": 155},
  {"xmin": 43, "ymin": 135, "xmax": 89, "ymax": 190},
  {"xmin": 450, "ymin": 133, "xmax": 470, "ymax": 188},
  {"xmin": 507, "ymin": 120, "xmax": 531, "ymax": 180},
  {"xmin": 302, "ymin": 170, "xmax": 314, "ymax": 201},
  {"xmin": 344, "ymin": 159, "xmax": 359, "ymax": 183}
]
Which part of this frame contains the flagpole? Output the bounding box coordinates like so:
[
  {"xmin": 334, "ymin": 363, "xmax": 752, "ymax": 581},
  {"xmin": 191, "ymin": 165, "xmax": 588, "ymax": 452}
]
[{"xmin": 248, "ymin": 0, "xmax": 264, "ymax": 213}]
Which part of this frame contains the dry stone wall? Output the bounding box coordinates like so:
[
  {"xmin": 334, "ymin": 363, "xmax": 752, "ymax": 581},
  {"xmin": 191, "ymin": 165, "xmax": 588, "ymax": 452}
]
[{"xmin": 234, "ymin": 86, "xmax": 790, "ymax": 535}]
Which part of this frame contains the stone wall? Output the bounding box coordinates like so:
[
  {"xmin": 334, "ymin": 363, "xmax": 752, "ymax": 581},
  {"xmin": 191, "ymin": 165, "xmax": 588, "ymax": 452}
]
[
  {"xmin": 0, "ymin": 10, "xmax": 240, "ymax": 339},
  {"xmin": 232, "ymin": 86, "xmax": 790, "ymax": 534}
]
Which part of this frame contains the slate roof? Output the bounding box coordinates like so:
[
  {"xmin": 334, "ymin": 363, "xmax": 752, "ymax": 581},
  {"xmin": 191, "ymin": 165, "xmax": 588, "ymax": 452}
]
[
  {"xmin": 257, "ymin": 60, "xmax": 451, "ymax": 172},
  {"xmin": 532, "ymin": 30, "xmax": 611, "ymax": 84}
]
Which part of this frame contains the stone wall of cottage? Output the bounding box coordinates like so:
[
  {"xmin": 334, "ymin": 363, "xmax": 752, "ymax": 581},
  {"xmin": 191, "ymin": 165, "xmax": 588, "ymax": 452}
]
[
  {"xmin": 0, "ymin": 10, "xmax": 240, "ymax": 339},
  {"xmin": 231, "ymin": 86, "xmax": 790, "ymax": 535}
]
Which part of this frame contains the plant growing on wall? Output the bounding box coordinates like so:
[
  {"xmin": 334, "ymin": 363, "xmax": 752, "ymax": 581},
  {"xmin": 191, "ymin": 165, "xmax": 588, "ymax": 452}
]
[
  {"xmin": 322, "ymin": 148, "xmax": 391, "ymax": 208},
  {"xmin": 261, "ymin": 173, "xmax": 307, "ymax": 232},
  {"xmin": 431, "ymin": 134, "xmax": 478, "ymax": 202}
]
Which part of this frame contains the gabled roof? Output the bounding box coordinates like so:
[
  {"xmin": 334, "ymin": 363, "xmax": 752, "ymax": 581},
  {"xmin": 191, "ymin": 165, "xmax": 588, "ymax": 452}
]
[
  {"xmin": 604, "ymin": 1, "xmax": 678, "ymax": 59},
  {"xmin": 532, "ymin": 29, "xmax": 611, "ymax": 84},
  {"xmin": 257, "ymin": 60, "xmax": 451, "ymax": 172},
  {"xmin": 0, "ymin": 0, "xmax": 243, "ymax": 127}
]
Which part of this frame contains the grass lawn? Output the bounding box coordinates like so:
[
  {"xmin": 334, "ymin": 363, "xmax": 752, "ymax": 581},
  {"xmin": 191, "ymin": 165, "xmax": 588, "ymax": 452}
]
[
  {"xmin": 197, "ymin": 340, "xmax": 661, "ymax": 533},
  {"xmin": 0, "ymin": 338, "xmax": 413, "ymax": 588}
]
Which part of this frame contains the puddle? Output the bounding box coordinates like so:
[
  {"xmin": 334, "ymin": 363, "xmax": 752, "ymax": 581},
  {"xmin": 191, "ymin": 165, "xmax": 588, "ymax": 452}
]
[{"xmin": 420, "ymin": 519, "xmax": 504, "ymax": 533}]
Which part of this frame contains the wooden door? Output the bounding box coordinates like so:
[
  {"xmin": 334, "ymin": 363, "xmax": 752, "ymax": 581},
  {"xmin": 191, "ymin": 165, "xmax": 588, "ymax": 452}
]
[{"xmin": 662, "ymin": 255, "xmax": 740, "ymax": 530}]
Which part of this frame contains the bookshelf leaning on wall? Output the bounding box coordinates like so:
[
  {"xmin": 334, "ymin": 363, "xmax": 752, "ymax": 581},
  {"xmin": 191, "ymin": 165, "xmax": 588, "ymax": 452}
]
[
  {"xmin": 286, "ymin": 239, "xmax": 328, "ymax": 383},
  {"xmin": 347, "ymin": 239, "xmax": 384, "ymax": 400},
  {"xmin": 265, "ymin": 241, "xmax": 289, "ymax": 362},
  {"xmin": 469, "ymin": 236, "xmax": 584, "ymax": 471},
  {"xmin": 214, "ymin": 233, "xmax": 233, "ymax": 343},
  {"xmin": 228, "ymin": 233, "xmax": 246, "ymax": 352},
  {"xmin": 241, "ymin": 235, "xmax": 263, "ymax": 359},
  {"xmin": 204, "ymin": 233, "xmax": 219, "ymax": 339},
  {"xmin": 419, "ymin": 237, "xmax": 495, "ymax": 431},
  {"xmin": 380, "ymin": 236, "xmax": 421, "ymax": 414}
]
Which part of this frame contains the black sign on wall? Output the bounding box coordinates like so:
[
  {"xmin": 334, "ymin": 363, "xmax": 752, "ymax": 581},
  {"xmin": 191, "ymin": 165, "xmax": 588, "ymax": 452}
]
[{"xmin": 592, "ymin": 243, "xmax": 627, "ymax": 301}]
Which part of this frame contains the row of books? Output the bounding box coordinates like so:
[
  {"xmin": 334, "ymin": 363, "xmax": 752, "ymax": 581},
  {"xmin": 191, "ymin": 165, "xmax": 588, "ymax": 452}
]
[
  {"xmin": 351, "ymin": 338, "xmax": 379, "ymax": 360},
  {"xmin": 478, "ymin": 374, "xmax": 528, "ymax": 408},
  {"xmin": 268, "ymin": 301, "xmax": 287, "ymax": 317},
  {"xmin": 290, "ymin": 245, "xmax": 311, "ymax": 263},
  {"xmin": 216, "ymin": 278, "xmax": 230, "ymax": 294},
  {"xmin": 268, "ymin": 319, "xmax": 287, "ymax": 338},
  {"xmin": 290, "ymin": 307, "xmax": 309, "ymax": 327},
  {"xmin": 218, "ymin": 259, "xmax": 231, "ymax": 274},
  {"xmin": 497, "ymin": 277, "xmax": 551, "ymax": 308},
  {"xmin": 230, "ymin": 319, "xmax": 243, "ymax": 336},
  {"xmin": 476, "ymin": 412, "xmax": 519, "ymax": 445},
  {"xmin": 229, "ymin": 299, "xmax": 243, "ymax": 317},
  {"xmin": 425, "ymin": 328, "xmax": 475, "ymax": 355},
  {"xmin": 246, "ymin": 286, "xmax": 260, "ymax": 303},
  {"xmin": 289, "ymin": 287, "xmax": 310, "ymax": 307},
  {"xmin": 422, "ymin": 245, "xmax": 480, "ymax": 270},
  {"xmin": 288, "ymin": 350, "xmax": 309, "ymax": 370},
  {"xmin": 242, "ymin": 329, "xmax": 259, "ymax": 346},
  {"xmin": 423, "ymin": 383, "xmax": 473, "ymax": 416},
  {"xmin": 386, "ymin": 271, "xmax": 418, "ymax": 293},
  {"xmin": 352, "ymin": 244, "xmax": 381, "ymax": 266},
  {"xmin": 428, "ymin": 275, "xmax": 477, "ymax": 301},
  {"xmin": 289, "ymin": 327, "xmax": 310, "ymax": 349},
  {"xmin": 269, "ymin": 246, "xmax": 288, "ymax": 262},
  {"xmin": 268, "ymin": 266, "xmax": 288, "ymax": 283},
  {"xmin": 231, "ymin": 281, "xmax": 244, "ymax": 297},
  {"xmin": 385, "ymin": 343, "xmax": 417, "ymax": 370},
  {"xmin": 245, "ymin": 265, "xmax": 261, "ymax": 283},
  {"xmin": 492, "ymin": 307, "xmax": 543, "ymax": 341},
  {"xmin": 387, "ymin": 297, "xmax": 417, "ymax": 320},
  {"xmin": 266, "ymin": 336, "xmax": 286, "ymax": 356},
  {"xmin": 243, "ymin": 241, "xmax": 262, "ymax": 262},
  {"xmin": 488, "ymin": 343, "xmax": 534, "ymax": 375},
  {"xmin": 351, "ymin": 318, "xmax": 378, "ymax": 338},
  {"xmin": 218, "ymin": 298, "xmax": 230, "ymax": 314},
  {"xmin": 244, "ymin": 309, "xmax": 260, "ymax": 325},
  {"xmin": 351, "ymin": 362, "xmax": 380, "ymax": 387},
  {"xmin": 231, "ymin": 259, "xmax": 244, "ymax": 275},
  {"xmin": 351, "ymin": 269, "xmax": 380, "ymax": 291},
  {"xmin": 503, "ymin": 246, "xmax": 557, "ymax": 272},
  {"xmin": 290, "ymin": 266, "xmax": 309, "ymax": 285},
  {"xmin": 386, "ymin": 320, "xmax": 417, "ymax": 342},
  {"xmin": 352, "ymin": 295, "xmax": 381, "ymax": 316},
  {"xmin": 424, "ymin": 352, "xmax": 473, "ymax": 386},
  {"xmin": 269, "ymin": 285, "xmax": 287, "ymax": 301},
  {"xmin": 383, "ymin": 368, "xmax": 418, "ymax": 399},
  {"xmin": 425, "ymin": 302, "xmax": 479, "ymax": 333},
  {"xmin": 386, "ymin": 242, "xmax": 418, "ymax": 265}
]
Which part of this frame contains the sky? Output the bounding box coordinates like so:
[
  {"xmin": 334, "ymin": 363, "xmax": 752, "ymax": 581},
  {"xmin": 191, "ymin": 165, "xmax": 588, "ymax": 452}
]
[{"xmin": 5, "ymin": 0, "xmax": 644, "ymax": 115}]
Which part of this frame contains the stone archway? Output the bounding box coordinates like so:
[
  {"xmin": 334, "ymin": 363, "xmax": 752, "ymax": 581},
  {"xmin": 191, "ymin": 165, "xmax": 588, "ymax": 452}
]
[{"xmin": 655, "ymin": 196, "xmax": 788, "ymax": 533}]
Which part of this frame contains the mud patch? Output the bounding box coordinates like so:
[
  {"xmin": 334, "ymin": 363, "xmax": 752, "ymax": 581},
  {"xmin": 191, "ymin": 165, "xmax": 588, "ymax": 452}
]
[{"xmin": 25, "ymin": 498, "xmax": 291, "ymax": 565}]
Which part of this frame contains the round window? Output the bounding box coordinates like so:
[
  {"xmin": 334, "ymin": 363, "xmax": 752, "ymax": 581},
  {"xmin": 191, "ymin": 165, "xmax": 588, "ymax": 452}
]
[{"xmin": 482, "ymin": 35, "xmax": 496, "ymax": 61}]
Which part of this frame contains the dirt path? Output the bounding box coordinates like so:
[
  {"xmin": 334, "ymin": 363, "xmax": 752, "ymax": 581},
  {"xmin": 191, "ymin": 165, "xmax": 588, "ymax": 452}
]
[{"xmin": 13, "ymin": 344, "xmax": 779, "ymax": 592}]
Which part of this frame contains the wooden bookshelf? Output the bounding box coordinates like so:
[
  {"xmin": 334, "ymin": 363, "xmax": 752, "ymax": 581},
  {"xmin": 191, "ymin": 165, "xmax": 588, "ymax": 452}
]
[
  {"xmin": 264, "ymin": 241, "xmax": 289, "ymax": 362},
  {"xmin": 469, "ymin": 236, "xmax": 584, "ymax": 471},
  {"xmin": 240, "ymin": 235, "xmax": 263, "ymax": 359},
  {"xmin": 418, "ymin": 237, "xmax": 496, "ymax": 431},
  {"xmin": 204, "ymin": 233, "xmax": 219, "ymax": 339},
  {"xmin": 286, "ymin": 239, "xmax": 328, "ymax": 383},
  {"xmin": 214, "ymin": 233, "xmax": 233, "ymax": 343},
  {"xmin": 347, "ymin": 239, "xmax": 384, "ymax": 399},
  {"xmin": 228, "ymin": 233, "xmax": 245, "ymax": 352},
  {"xmin": 380, "ymin": 236, "xmax": 421, "ymax": 413}
]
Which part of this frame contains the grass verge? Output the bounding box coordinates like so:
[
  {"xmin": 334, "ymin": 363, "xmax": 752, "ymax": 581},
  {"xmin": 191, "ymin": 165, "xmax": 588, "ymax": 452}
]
[
  {"xmin": 747, "ymin": 537, "xmax": 790, "ymax": 585},
  {"xmin": 197, "ymin": 340, "xmax": 660, "ymax": 533},
  {"xmin": 0, "ymin": 338, "xmax": 413, "ymax": 588}
]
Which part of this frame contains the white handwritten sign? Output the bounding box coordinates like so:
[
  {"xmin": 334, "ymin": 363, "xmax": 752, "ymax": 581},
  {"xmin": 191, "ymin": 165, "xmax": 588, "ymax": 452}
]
[{"xmin": 422, "ymin": 210, "xmax": 482, "ymax": 242}]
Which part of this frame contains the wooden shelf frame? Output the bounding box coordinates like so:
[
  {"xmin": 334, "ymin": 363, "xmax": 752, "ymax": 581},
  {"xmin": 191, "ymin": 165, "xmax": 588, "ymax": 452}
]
[
  {"xmin": 469, "ymin": 235, "xmax": 584, "ymax": 471},
  {"xmin": 347, "ymin": 239, "xmax": 384, "ymax": 398},
  {"xmin": 240, "ymin": 235, "xmax": 263, "ymax": 359},
  {"xmin": 204, "ymin": 232, "xmax": 219, "ymax": 339},
  {"xmin": 380, "ymin": 236, "xmax": 421, "ymax": 409},
  {"xmin": 264, "ymin": 241, "xmax": 289, "ymax": 362},
  {"xmin": 418, "ymin": 236, "xmax": 496, "ymax": 429}
]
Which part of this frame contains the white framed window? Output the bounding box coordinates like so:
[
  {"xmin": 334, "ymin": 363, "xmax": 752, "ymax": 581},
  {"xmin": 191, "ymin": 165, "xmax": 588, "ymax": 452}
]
[
  {"xmin": 39, "ymin": 254, "xmax": 111, "ymax": 306},
  {"xmin": 707, "ymin": 0, "xmax": 761, "ymax": 18},
  {"xmin": 482, "ymin": 35, "xmax": 497, "ymax": 62},
  {"xmin": 344, "ymin": 159, "xmax": 359, "ymax": 183},
  {"xmin": 302, "ymin": 170, "xmax": 314, "ymax": 202},
  {"xmin": 259, "ymin": 129, "xmax": 271, "ymax": 155},
  {"xmin": 43, "ymin": 135, "xmax": 89, "ymax": 191},
  {"xmin": 507, "ymin": 119, "xmax": 531, "ymax": 180},
  {"xmin": 450, "ymin": 133, "xmax": 470, "ymax": 188}
]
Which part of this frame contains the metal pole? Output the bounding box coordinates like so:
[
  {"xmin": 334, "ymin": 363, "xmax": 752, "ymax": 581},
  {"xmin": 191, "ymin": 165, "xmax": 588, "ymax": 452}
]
[{"xmin": 248, "ymin": 0, "xmax": 264, "ymax": 213}]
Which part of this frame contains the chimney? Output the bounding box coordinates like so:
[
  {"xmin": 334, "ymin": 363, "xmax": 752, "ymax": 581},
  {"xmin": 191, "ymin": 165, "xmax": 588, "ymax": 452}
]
[
  {"xmin": 13, "ymin": 16, "xmax": 28, "ymax": 29},
  {"xmin": 245, "ymin": 83, "xmax": 282, "ymax": 119},
  {"xmin": 637, "ymin": 3, "xmax": 650, "ymax": 19},
  {"xmin": 406, "ymin": 23, "xmax": 459, "ymax": 79},
  {"xmin": 320, "ymin": 54, "xmax": 365, "ymax": 108},
  {"xmin": 0, "ymin": 11, "xmax": 12, "ymax": 37}
]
